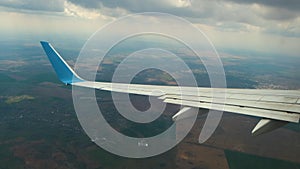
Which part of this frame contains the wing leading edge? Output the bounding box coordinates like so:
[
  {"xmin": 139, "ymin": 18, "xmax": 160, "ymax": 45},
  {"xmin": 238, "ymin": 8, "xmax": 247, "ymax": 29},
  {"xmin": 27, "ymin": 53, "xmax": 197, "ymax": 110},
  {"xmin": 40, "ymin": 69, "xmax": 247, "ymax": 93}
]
[{"xmin": 41, "ymin": 41, "xmax": 300, "ymax": 136}]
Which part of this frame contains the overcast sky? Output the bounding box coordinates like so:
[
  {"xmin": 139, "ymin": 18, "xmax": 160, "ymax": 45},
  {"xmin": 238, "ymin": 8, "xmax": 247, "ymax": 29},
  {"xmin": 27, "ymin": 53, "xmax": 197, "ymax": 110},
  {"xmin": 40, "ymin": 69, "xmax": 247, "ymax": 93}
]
[{"xmin": 1, "ymin": 0, "xmax": 299, "ymax": 56}]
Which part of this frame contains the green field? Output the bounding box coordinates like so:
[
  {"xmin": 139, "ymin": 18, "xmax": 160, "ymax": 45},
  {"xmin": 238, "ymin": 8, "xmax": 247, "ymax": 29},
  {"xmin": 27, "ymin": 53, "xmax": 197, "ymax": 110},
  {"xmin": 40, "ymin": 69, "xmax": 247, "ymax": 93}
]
[{"xmin": 225, "ymin": 150, "xmax": 300, "ymax": 169}]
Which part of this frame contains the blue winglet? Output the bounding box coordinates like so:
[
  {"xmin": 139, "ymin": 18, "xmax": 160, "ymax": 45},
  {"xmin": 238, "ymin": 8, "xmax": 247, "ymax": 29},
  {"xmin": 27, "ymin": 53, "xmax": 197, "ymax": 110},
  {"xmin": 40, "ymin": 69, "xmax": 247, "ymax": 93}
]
[{"xmin": 40, "ymin": 41, "xmax": 83, "ymax": 84}]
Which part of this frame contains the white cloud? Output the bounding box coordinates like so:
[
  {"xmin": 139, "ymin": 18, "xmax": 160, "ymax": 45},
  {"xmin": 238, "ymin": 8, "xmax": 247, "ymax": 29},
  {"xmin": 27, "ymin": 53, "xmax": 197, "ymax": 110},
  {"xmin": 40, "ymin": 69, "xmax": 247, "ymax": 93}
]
[
  {"xmin": 64, "ymin": 1, "xmax": 102, "ymax": 19},
  {"xmin": 169, "ymin": 0, "xmax": 192, "ymax": 8}
]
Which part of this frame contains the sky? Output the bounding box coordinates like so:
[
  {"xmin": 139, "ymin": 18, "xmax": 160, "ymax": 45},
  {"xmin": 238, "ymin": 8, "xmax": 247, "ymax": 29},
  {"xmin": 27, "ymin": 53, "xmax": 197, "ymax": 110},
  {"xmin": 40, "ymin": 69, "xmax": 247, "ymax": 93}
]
[{"xmin": 1, "ymin": 0, "xmax": 300, "ymax": 57}]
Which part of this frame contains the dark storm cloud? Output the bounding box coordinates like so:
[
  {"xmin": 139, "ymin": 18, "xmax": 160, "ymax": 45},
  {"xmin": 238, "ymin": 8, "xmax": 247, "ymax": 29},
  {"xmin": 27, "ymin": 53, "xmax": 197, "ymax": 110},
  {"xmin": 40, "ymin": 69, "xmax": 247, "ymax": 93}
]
[{"xmin": 0, "ymin": 0, "xmax": 65, "ymax": 12}]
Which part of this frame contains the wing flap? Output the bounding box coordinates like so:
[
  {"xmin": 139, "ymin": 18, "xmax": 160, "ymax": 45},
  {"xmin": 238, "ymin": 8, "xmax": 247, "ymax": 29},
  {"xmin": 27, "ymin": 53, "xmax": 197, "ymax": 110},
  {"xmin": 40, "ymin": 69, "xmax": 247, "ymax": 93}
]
[
  {"xmin": 251, "ymin": 119, "xmax": 288, "ymax": 136},
  {"xmin": 161, "ymin": 94, "xmax": 300, "ymax": 113},
  {"xmin": 164, "ymin": 98, "xmax": 300, "ymax": 123}
]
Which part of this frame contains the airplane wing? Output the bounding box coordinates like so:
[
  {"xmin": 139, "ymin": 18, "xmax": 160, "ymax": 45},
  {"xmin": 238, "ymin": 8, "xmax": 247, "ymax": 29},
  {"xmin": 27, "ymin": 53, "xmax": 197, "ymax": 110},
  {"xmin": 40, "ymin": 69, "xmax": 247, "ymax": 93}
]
[{"xmin": 40, "ymin": 41, "xmax": 300, "ymax": 136}]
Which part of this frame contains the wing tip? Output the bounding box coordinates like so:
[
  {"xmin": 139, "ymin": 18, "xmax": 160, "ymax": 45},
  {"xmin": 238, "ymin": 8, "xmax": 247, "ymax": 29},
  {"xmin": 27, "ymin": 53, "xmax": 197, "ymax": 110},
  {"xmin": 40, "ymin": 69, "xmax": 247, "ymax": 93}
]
[
  {"xmin": 40, "ymin": 41, "xmax": 84, "ymax": 85},
  {"xmin": 40, "ymin": 41, "xmax": 50, "ymax": 47}
]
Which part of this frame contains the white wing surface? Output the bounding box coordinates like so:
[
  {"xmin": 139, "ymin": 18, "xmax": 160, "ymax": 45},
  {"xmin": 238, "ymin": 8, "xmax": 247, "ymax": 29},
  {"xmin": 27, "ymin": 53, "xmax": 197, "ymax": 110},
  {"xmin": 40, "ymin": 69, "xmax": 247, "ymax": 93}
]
[{"xmin": 41, "ymin": 41, "xmax": 300, "ymax": 136}]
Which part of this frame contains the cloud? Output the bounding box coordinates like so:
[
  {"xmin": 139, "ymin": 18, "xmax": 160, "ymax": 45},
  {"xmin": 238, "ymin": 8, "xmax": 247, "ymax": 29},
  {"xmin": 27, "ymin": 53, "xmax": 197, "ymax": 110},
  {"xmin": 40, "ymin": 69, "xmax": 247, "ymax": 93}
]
[
  {"xmin": 68, "ymin": 0, "xmax": 192, "ymax": 11},
  {"xmin": 65, "ymin": 0, "xmax": 299, "ymax": 21},
  {"xmin": 64, "ymin": 1, "xmax": 101, "ymax": 19},
  {"xmin": 66, "ymin": 0, "xmax": 218, "ymax": 19},
  {"xmin": 0, "ymin": 0, "xmax": 299, "ymax": 57},
  {"xmin": 0, "ymin": 0, "xmax": 65, "ymax": 12},
  {"xmin": 63, "ymin": 0, "xmax": 300, "ymax": 35},
  {"xmin": 225, "ymin": 0, "xmax": 300, "ymax": 12}
]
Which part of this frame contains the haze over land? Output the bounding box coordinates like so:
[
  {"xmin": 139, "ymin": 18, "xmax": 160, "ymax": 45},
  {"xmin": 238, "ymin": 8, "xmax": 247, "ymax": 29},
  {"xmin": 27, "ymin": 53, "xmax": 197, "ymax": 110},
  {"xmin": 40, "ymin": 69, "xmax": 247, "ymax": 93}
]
[
  {"xmin": 0, "ymin": 36, "xmax": 300, "ymax": 169},
  {"xmin": 0, "ymin": 0, "xmax": 300, "ymax": 169}
]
